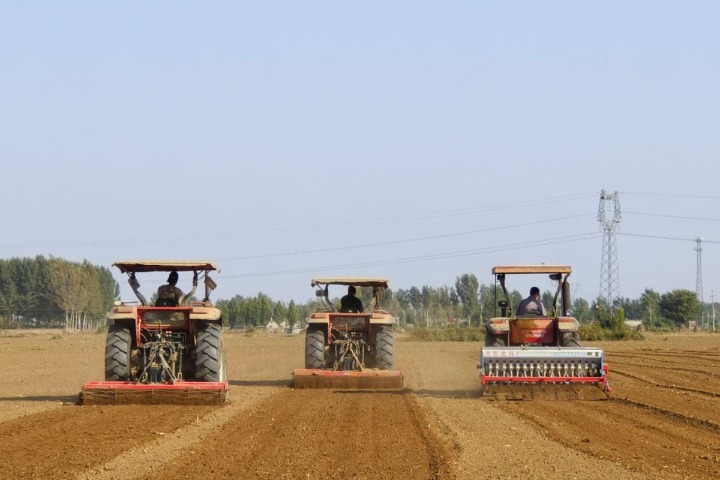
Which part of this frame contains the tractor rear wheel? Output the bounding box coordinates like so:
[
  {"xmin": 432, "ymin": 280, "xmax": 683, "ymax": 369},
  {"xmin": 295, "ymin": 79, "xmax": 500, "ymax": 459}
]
[
  {"xmin": 374, "ymin": 326, "xmax": 394, "ymax": 370},
  {"xmin": 196, "ymin": 323, "xmax": 226, "ymax": 382},
  {"xmin": 485, "ymin": 326, "xmax": 506, "ymax": 347},
  {"xmin": 105, "ymin": 325, "xmax": 131, "ymax": 381},
  {"xmin": 305, "ymin": 325, "xmax": 326, "ymax": 369},
  {"xmin": 561, "ymin": 332, "xmax": 581, "ymax": 347}
]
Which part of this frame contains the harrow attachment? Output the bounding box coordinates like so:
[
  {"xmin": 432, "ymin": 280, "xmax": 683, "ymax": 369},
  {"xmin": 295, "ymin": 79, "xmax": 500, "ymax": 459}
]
[
  {"xmin": 81, "ymin": 381, "xmax": 228, "ymax": 405},
  {"xmin": 292, "ymin": 369, "xmax": 404, "ymax": 390},
  {"xmin": 479, "ymin": 346, "xmax": 610, "ymax": 400}
]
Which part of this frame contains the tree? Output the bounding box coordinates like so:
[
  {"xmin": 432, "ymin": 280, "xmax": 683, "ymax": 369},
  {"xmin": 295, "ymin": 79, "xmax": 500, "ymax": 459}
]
[
  {"xmin": 541, "ymin": 291, "xmax": 554, "ymax": 313},
  {"xmin": 408, "ymin": 286, "xmax": 423, "ymax": 311},
  {"xmin": 455, "ymin": 274, "xmax": 479, "ymax": 326},
  {"xmin": 639, "ymin": 288, "xmax": 661, "ymax": 326},
  {"xmin": 273, "ymin": 301, "xmax": 287, "ymax": 326},
  {"xmin": 571, "ymin": 298, "xmax": 591, "ymax": 323},
  {"xmin": 287, "ymin": 300, "xmax": 299, "ymax": 331},
  {"xmin": 48, "ymin": 258, "xmax": 81, "ymax": 331},
  {"xmin": 660, "ymin": 290, "xmax": 700, "ymax": 328},
  {"xmin": 395, "ymin": 289, "xmax": 411, "ymax": 310},
  {"xmin": 478, "ymin": 284, "xmax": 499, "ymax": 323}
]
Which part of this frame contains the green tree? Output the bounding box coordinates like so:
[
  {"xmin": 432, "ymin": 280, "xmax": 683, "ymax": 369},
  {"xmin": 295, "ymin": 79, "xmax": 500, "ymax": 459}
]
[
  {"xmin": 478, "ymin": 284, "xmax": 499, "ymax": 323},
  {"xmin": 273, "ymin": 301, "xmax": 287, "ymax": 326},
  {"xmin": 659, "ymin": 289, "xmax": 700, "ymax": 328},
  {"xmin": 640, "ymin": 288, "xmax": 661, "ymax": 327},
  {"xmin": 541, "ymin": 291, "xmax": 554, "ymax": 313},
  {"xmin": 571, "ymin": 298, "xmax": 591, "ymax": 323},
  {"xmin": 455, "ymin": 274, "xmax": 479, "ymax": 325},
  {"xmin": 287, "ymin": 300, "xmax": 300, "ymax": 331}
]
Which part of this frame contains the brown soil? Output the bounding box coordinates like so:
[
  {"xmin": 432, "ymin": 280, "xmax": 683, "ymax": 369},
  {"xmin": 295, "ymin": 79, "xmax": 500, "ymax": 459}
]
[{"xmin": 0, "ymin": 330, "xmax": 718, "ymax": 479}]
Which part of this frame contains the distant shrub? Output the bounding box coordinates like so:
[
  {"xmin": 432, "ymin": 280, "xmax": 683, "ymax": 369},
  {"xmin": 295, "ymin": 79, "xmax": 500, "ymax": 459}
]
[
  {"xmin": 579, "ymin": 322, "xmax": 644, "ymax": 341},
  {"xmin": 244, "ymin": 327, "xmax": 258, "ymax": 337},
  {"xmin": 643, "ymin": 325, "xmax": 676, "ymax": 334},
  {"xmin": 0, "ymin": 316, "xmax": 20, "ymax": 330}
]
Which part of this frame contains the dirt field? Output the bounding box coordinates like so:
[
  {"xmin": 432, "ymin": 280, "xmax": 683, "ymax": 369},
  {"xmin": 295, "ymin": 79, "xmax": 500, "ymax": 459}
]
[{"xmin": 0, "ymin": 330, "xmax": 718, "ymax": 479}]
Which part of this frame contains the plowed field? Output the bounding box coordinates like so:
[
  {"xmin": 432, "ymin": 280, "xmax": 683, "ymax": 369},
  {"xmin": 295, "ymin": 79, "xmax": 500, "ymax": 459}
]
[{"xmin": 0, "ymin": 330, "xmax": 718, "ymax": 479}]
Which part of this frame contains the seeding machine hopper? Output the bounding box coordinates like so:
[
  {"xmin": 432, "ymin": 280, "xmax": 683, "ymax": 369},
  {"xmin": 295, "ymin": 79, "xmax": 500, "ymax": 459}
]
[
  {"xmin": 81, "ymin": 261, "xmax": 228, "ymax": 405},
  {"xmin": 293, "ymin": 278, "xmax": 404, "ymax": 390},
  {"xmin": 479, "ymin": 265, "xmax": 610, "ymax": 400}
]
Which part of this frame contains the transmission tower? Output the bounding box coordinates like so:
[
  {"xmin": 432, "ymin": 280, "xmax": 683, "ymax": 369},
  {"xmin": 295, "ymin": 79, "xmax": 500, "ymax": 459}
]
[
  {"xmin": 695, "ymin": 237, "xmax": 704, "ymax": 304},
  {"xmin": 598, "ymin": 190, "xmax": 622, "ymax": 311}
]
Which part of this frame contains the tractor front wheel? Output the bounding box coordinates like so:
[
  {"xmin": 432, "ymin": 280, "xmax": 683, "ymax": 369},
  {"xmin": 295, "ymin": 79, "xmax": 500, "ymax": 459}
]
[
  {"xmin": 305, "ymin": 325, "xmax": 326, "ymax": 369},
  {"xmin": 196, "ymin": 323, "xmax": 226, "ymax": 382},
  {"xmin": 105, "ymin": 325, "xmax": 132, "ymax": 381}
]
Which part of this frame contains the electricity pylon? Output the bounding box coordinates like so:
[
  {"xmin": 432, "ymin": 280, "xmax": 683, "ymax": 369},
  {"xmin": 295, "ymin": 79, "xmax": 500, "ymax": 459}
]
[{"xmin": 598, "ymin": 190, "xmax": 622, "ymax": 313}]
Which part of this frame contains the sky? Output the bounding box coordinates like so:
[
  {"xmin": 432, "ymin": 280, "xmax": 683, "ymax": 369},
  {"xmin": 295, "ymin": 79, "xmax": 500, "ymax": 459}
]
[{"xmin": 1, "ymin": 2, "xmax": 719, "ymax": 305}]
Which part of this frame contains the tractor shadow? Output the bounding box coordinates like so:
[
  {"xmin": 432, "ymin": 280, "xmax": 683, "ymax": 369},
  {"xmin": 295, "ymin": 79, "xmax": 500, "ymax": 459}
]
[
  {"xmin": 0, "ymin": 394, "xmax": 79, "ymax": 403},
  {"xmin": 330, "ymin": 388, "xmax": 482, "ymax": 399},
  {"xmin": 229, "ymin": 379, "xmax": 292, "ymax": 387}
]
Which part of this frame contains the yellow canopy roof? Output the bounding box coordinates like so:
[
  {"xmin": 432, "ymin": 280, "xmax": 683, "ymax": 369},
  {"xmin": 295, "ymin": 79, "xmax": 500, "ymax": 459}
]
[
  {"xmin": 113, "ymin": 260, "xmax": 219, "ymax": 273},
  {"xmin": 311, "ymin": 277, "xmax": 390, "ymax": 288},
  {"xmin": 492, "ymin": 265, "xmax": 572, "ymax": 275}
]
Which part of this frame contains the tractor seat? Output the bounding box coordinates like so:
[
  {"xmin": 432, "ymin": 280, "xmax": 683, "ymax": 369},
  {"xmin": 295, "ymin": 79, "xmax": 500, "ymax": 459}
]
[
  {"xmin": 155, "ymin": 298, "xmax": 178, "ymax": 307},
  {"xmin": 339, "ymin": 307, "xmax": 360, "ymax": 313}
]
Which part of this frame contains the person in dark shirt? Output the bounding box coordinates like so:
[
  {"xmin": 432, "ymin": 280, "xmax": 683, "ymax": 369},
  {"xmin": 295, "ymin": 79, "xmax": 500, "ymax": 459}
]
[
  {"xmin": 157, "ymin": 270, "xmax": 183, "ymax": 306},
  {"xmin": 340, "ymin": 285, "xmax": 364, "ymax": 313}
]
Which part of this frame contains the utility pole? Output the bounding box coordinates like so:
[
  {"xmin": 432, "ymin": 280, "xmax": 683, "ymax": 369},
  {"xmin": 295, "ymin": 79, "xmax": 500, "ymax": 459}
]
[
  {"xmin": 598, "ymin": 190, "xmax": 622, "ymax": 314},
  {"xmin": 712, "ymin": 290, "xmax": 716, "ymax": 332},
  {"xmin": 695, "ymin": 237, "xmax": 704, "ymax": 326}
]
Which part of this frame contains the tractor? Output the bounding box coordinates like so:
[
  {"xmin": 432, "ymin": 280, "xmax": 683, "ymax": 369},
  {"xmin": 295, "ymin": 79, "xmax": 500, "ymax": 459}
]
[
  {"xmin": 292, "ymin": 278, "xmax": 403, "ymax": 389},
  {"xmin": 479, "ymin": 265, "xmax": 610, "ymax": 399},
  {"xmin": 81, "ymin": 260, "xmax": 227, "ymax": 404}
]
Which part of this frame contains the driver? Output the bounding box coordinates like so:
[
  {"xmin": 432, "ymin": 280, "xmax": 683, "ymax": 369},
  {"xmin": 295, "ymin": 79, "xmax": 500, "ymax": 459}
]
[
  {"xmin": 340, "ymin": 285, "xmax": 364, "ymax": 313},
  {"xmin": 517, "ymin": 286, "xmax": 547, "ymax": 315},
  {"xmin": 157, "ymin": 271, "xmax": 183, "ymax": 306}
]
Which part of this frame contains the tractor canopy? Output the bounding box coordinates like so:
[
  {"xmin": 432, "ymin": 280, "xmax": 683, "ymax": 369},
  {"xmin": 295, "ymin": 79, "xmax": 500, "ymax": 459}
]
[
  {"xmin": 492, "ymin": 265, "xmax": 571, "ymax": 275},
  {"xmin": 113, "ymin": 260, "xmax": 219, "ymax": 273},
  {"xmin": 311, "ymin": 277, "xmax": 389, "ymax": 289}
]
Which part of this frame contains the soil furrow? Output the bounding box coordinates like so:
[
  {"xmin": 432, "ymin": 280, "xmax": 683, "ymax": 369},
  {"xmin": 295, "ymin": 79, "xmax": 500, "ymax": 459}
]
[
  {"xmin": 500, "ymin": 400, "xmax": 720, "ymax": 479},
  {"xmin": 612, "ymin": 368, "xmax": 720, "ymax": 397},
  {"xmin": 136, "ymin": 389, "xmax": 455, "ymax": 480},
  {"xmin": 610, "ymin": 397, "xmax": 720, "ymax": 433},
  {"xmin": 0, "ymin": 405, "xmax": 215, "ymax": 479}
]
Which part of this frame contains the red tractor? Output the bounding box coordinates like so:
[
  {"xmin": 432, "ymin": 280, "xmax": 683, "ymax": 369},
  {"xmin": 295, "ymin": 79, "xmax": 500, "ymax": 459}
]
[
  {"xmin": 293, "ymin": 278, "xmax": 403, "ymax": 389},
  {"xmin": 480, "ymin": 265, "xmax": 610, "ymax": 399},
  {"xmin": 81, "ymin": 260, "xmax": 227, "ymax": 404}
]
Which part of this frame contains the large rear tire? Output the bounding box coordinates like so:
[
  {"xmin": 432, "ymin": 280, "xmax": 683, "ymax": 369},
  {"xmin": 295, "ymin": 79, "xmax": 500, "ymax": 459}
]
[
  {"xmin": 485, "ymin": 326, "xmax": 506, "ymax": 347},
  {"xmin": 374, "ymin": 326, "xmax": 394, "ymax": 370},
  {"xmin": 105, "ymin": 325, "xmax": 132, "ymax": 381},
  {"xmin": 561, "ymin": 332, "xmax": 581, "ymax": 347},
  {"xmin": 305, "ymin": 325, "xmax": 326, "ymax": 369},
  {"xmin": 196, "ymin": 323, "xmax": 226, "ymax": 382}
]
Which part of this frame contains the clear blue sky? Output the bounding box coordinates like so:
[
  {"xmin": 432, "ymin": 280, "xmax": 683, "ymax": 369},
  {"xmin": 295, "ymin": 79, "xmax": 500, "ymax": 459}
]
[{"xmin": 1, "ymin": 2, "xmax": 719, "ymax": 304}]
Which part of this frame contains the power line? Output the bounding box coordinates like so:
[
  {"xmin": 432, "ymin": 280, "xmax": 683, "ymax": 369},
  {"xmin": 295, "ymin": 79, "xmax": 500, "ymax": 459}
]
[
  {"xmin": 625, "ymin": 211, "xmax": 720, "ymax": 223},
  {"xmin": 221, "ymin": 232, "xmax": 600, "ymax": 279},
  {"xmin": 0, "ymin": 192, "xmax": 596, "ymax": 250},
  {"xmin": 618, "ymin": 232, "xmax": 720, "ymax": 244},
  {"xmin": 218, "ymin": 213, "xmax": 596, "ymax": 261},
  {"xmin": 621, "ymin": 192, "xmax": 720, "ymax": 200}
]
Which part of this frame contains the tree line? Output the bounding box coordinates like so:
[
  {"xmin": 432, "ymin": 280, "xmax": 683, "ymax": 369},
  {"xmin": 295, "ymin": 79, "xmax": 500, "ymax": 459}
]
[
  {"xmin": 0, "ymin": 256, "xmax": 118, "ymax": 331},
  {"xmin": 0, "ymin": 256, "xmax": 710, "ymax": 332},
  {"xmin": 215, "ymin": 274, "xmax": 707, "ymax": 332}
]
